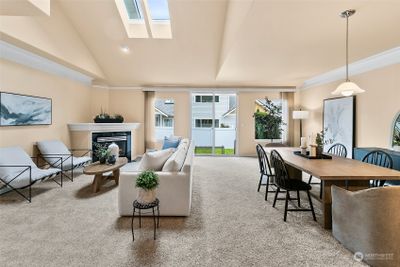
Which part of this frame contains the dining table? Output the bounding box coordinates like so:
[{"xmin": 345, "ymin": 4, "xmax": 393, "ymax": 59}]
[{"xmin": 263, "ymin": 147, "xmax": 400, "ymax": 229}]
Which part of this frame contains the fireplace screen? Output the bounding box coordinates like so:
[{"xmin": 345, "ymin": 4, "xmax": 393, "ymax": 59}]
[{"xmin": 92, "ymin": 131, "xmax": 131, "ymax": 162}]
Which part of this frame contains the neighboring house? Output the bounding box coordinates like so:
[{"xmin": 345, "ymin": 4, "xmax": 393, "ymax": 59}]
[
  {"xmin": 192, "ymin": 94, "xmax": 236, "ymax": 129},
  {"xmin": 155, "ymin": 99, "xmax": 174, "ymax": 140}
]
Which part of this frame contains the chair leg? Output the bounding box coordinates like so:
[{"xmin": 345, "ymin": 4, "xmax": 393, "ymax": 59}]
[
  {"xmin": 257, "ymin": 174, "xmax": 263, "ymax": 192},
  {"xmin": 307, "ymin": 190, "xmax": 316, "ymax": 221},
  {"xmin": 273, "ymin": 187, "xmax": 280, "ymax": 208},
  {"xmin": 297, "ymin": 190, "xmax": 300, "ymax": 207},
  {"xmin": 308, "ymin": 175, "xmax": 313, "ymax": 184},
  {"xmin": 265, "ymin": 175, "xmax": 270, "ymax": 201},
  {"xmin": 131, "ymin": 207, "xmax": 135, "ymax": 241},
  {"xmin": 28, "ymin": 183, "xmax": 32, "ymax": 203},
  {"xmin": 284, "ymin": 191, "xmax": 289, "ymax": 222}
]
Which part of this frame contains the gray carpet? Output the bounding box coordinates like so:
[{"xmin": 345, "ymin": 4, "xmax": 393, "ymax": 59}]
[{"xmin": 0, "ymin": 157, "xmax": 365, "ymax": 267}]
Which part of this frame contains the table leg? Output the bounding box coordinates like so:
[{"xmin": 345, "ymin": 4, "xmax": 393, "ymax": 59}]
[
  {"xmin": 322, "ymin": 180, "xmax": 369, "ymax": 229},
  {"xmin": 92, "ymin": 174, "xmax": 104, "ymax": 193},
  {"xmin": 112, "ymin": 169, "xmax": 120, "ymax": 185}
]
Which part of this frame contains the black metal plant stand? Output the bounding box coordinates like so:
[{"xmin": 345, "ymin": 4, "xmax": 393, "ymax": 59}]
[{"xmin": 131, "ymin": 198, "xmax": 160, "ymax": 241}]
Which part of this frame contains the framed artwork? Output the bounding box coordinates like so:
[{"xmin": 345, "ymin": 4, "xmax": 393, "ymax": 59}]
[
  {"xmin": 323, "ymin": 96, "xmax": 355, "ymax": 158},
  {"xmin": 0, "ymin": 92, "xmax": 52, "ymax": 126}
]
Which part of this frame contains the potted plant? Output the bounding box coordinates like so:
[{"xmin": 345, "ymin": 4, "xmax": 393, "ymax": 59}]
[
  {"xmin": 136, "ymin": 170, "xmax": 159, "ymax": 204},
  {"xmin": 94, "ymin": 143, "xmax": 110, "ymax": 164},
  {"xmin": 315, "ymin": 128, "xmax": 334, "ymax": 155},
  {"xmin": 93, "ymin": 108, "xmax": 124, "ymax": 123}
]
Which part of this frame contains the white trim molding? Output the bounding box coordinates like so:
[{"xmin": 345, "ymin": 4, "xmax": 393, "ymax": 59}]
[
  {"xmin": 0, "ymin": 40, "xmax": 93, "ymax": 85},
  {"xmin": 68, "ymin": 123, "xmax": 141, "ymax": 132},
  {"xmin": 300, "ymin": 47, "xmax": 400, "ymax": 90}
]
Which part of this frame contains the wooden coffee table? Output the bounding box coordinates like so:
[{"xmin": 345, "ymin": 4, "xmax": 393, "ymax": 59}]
[{"xmin": 83, "ymin": 157, "xmax": 128, "ymax": 193}]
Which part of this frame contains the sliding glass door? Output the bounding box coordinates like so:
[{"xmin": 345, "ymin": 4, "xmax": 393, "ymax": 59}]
[{"xmin": 191, "ymin": 92, "xmax": 237, "ymax": 156}]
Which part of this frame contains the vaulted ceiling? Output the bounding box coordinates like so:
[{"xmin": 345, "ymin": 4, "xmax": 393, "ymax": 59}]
[{"xmin": 4, "ymin": 0, "xmax": 400, "ymax": 87}]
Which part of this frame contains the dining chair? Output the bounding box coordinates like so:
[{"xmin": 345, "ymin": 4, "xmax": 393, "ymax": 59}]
[
  {"xmin": 308, "ymin": 143, "xmax": 347, "ymax": 198},
  {"xmin": 256, "ymin": 144, "xmax": 276, "ymax": 201},
  {"xmin": 362, "ymin": 150, "xmax": 393, "ymax": 187},
  {"xmin": 270, "ymin": 149, "xmax": 316, "ymax": 222}
]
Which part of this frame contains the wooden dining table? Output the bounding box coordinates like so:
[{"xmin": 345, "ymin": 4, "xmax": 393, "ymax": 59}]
[{"xmin": 263, "ymin": 147, "xmax": 400, "ymax": 229}]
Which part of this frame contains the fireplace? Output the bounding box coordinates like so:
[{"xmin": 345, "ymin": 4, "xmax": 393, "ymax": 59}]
[{"xmin": 92, "ymin": 131, "xmax": 131, "ymax": 162}]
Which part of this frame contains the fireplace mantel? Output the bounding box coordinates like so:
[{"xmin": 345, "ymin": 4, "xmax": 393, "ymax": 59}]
[
  {"xmin": 68, "ymin": 123, "xmax": 141, "ymax": 132},
  {"xmin": 68, "ymin": 123, "xmax": 142, "ymax": 161}
]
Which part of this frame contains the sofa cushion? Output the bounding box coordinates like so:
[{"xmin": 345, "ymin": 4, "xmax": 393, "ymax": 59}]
[
  {"xmin": 162, "ymin": 136, "xmax": 181, "ymax": 150},
  {"xmin": 162, "ymin": 140, "xmax": 189, "ymax": 172},
  {"xmin": 0, "ymin": 147, "xmax": 36, "ymax": 180},
  {"xmin": 138, "ymin": 148, "xmax": 175, "ymax": 171}
]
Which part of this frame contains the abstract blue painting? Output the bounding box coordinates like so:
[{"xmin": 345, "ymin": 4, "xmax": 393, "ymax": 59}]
[{"xmin": 0, "ymin": 92, "xmax": 52, "ymax": 126}]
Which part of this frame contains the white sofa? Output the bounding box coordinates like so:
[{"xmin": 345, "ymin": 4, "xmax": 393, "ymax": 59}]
[{"xmin": 118, "ymin": 141, "xmax": 194, "ymax": 216}]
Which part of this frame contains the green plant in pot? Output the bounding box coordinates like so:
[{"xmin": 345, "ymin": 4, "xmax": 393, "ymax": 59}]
[
  {"xmin": 136, "ymin": 170, "xmax": 159, "ymax": 204},
  {"xmin": 94, "ymin": 143, "xmax": 110, "ymax": 164},
  {"xmin": 315, "ymin": 128, "xmax": 333, "ymax": 155}
]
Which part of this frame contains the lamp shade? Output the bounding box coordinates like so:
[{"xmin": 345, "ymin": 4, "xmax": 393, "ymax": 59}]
[
  {"xmin": 332, "ymin": 81, "xmax": 365, "ymax": 96},
  {"xmin": 292, "ymin": 110, "xmax": 309, "ymax": 120}
]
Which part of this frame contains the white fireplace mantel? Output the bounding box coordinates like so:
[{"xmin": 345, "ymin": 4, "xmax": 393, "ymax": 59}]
[{"xmin": 68, "ymin": 123, "xmax": 141, "ymax": 132}]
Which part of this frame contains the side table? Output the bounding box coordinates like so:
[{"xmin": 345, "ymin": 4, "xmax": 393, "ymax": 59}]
[{"xmin": 131, "ymin": 198, "xmax": 160, "ymax": 241}]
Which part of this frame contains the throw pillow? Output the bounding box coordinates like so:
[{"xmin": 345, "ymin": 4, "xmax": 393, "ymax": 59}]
[
  {"xmin": 162, "ymin": 140, "xmax": 189, "ymax": 172},
  {"xmin": 138, "ymin": 148, "xmax": 175, "ymax": 171},
  {"xmin": 162, "ymin": 136, "xmax": 181, "ymax": 149}
]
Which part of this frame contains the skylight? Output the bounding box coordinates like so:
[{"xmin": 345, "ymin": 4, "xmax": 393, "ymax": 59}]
[
  {"xmin": 124, "ymin": 0, "xmax": 143, "ymax": 20},
  {"xmin": 116, "ymin": 0, "xmax": 172, "ymax": 39},
  {"xmin": 147, "ymin": 0, "xmax": 170, "ymax": 21}
]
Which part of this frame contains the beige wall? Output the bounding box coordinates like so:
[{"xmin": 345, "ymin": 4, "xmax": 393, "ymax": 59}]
[
  {"xmin": 0, "ymin": 59, "xmax": 92, "ymax": 155},
  {"xmin": 108, "ymin": 90, "xmax": 145, "ymax": 156},
  {"xmin": 299, "ymin": 64, "xmax": 400, "ymax": 149},
  {"xmin": 0, "ymin": 0, "xmax": 104, "ymax": 79}
]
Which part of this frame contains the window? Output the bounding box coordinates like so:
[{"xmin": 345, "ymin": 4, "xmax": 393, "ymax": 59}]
[
  {"xmin": 163, "ymin": 118, "xmax": 173, "ymax": 127},
  {"xmin": 116, "ymin": 0, "xmax": 172, "ymax": 39},
  {"xmin": 154, "ymin": 98, "xmax": 174, "ymax": 140},
  {"xmin": 155, "ymin": 114, "xmax": 161, "ymax": 127},
  {"xmin": 194, "ymin": 95, "xmax": 219, "ymax": 103},
  {"xmin": 124, "ymin": 0, "xmax": 143, "ymax": 20},
  {"xmin": 254, "ymin": 98, "xmax": 284, "ymax": 140},
  {"xmin": 195, "ymin": 119, "xmax": 219, "ymax": 128},
  {"xmin": 147, "ymin": 0, "xmax": 170, "ymax": 21}
]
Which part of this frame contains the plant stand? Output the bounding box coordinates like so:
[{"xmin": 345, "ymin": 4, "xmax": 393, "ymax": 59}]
[{"xmin": 131, "ymin": 198, "xmax": 160, "ymax": 241}]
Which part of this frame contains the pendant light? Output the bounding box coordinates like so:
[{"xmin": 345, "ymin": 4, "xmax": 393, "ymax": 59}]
[{"xmin": 332, "ymin": 9, "xmax": 365, "ymax": 96}]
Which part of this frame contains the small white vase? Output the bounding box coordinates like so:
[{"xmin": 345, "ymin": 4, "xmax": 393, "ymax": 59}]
[
  {"xmin": 108, "ymin": 142, "xmax": 119, "ymax": 160},
  {"xmin": 137, "ymin": 188, "xmax": 156, "ymax": 204},
  {"xmin": 393, "ymin": 145, "xmax": 400, "ymax": 152}
]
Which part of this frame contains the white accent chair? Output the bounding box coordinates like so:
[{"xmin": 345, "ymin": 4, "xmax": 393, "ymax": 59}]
[
  {"xmin": 332, "ymin": 185, "xmax": 400, "ymax": 267},
  {"xmin": 0, "ymin": 146, "xmax": 62, "ymax": 202},
  {"xmin": 36, "ymin": 140, "xmax": 91, "ymax": 182}
]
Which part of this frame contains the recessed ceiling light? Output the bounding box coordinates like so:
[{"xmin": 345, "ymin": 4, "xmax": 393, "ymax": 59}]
[{"xmin": 120, "ymin": 45, "xmax": 130, "ymax": 54}]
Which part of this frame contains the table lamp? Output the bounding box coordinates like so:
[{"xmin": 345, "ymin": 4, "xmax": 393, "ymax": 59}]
[{"xmin": 293, "ymin": 110, "xmax": 309, "ymax": 146}]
